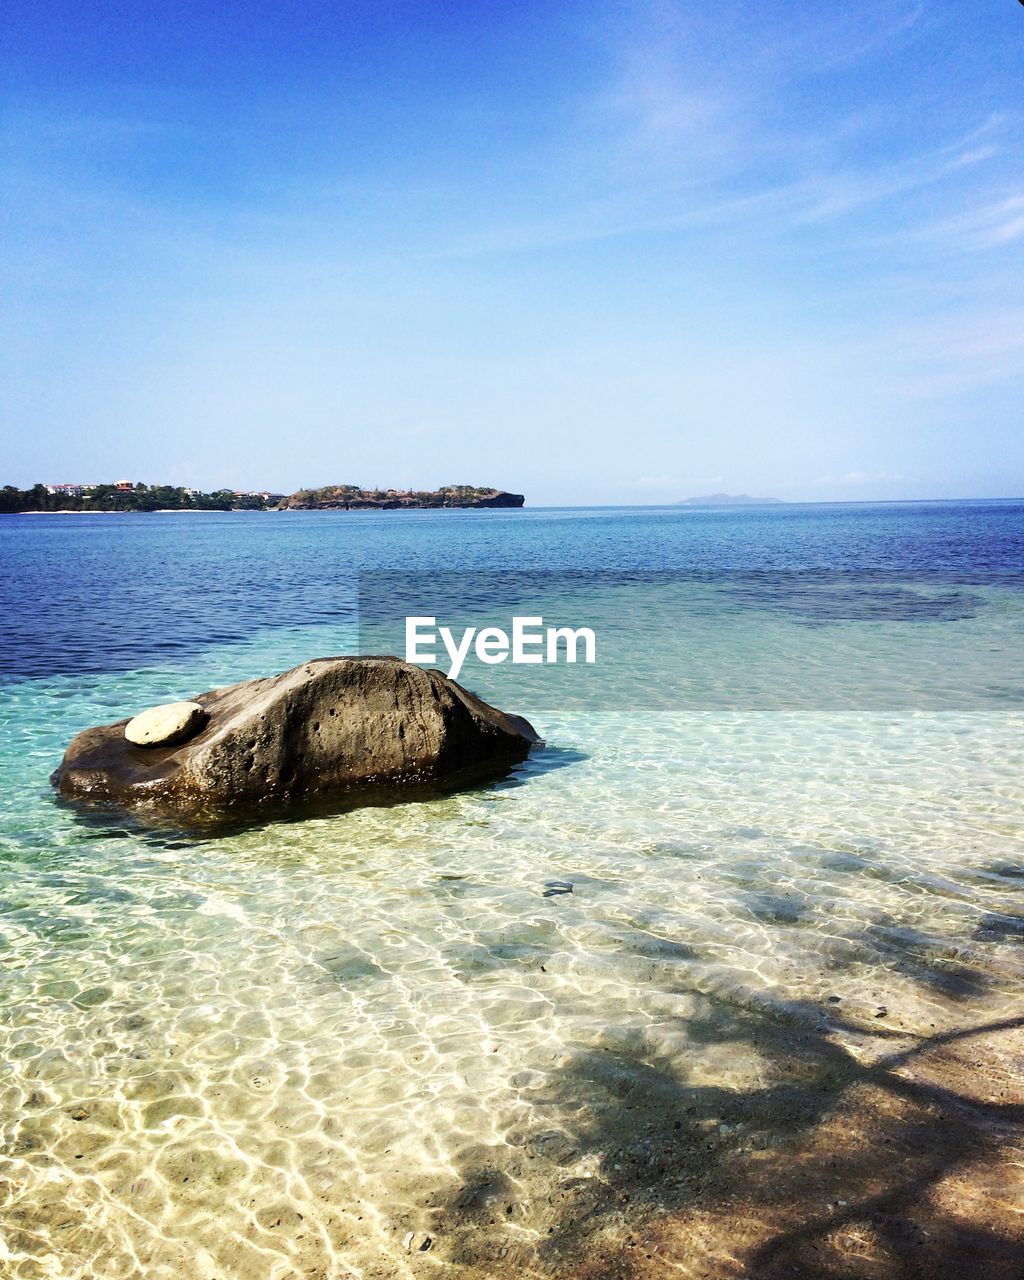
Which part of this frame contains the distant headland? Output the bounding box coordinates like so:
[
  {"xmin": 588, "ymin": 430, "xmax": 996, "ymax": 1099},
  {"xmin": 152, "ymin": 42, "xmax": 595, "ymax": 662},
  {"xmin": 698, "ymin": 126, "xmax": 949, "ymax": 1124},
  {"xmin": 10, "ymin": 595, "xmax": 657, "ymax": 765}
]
[
  {"xmin": 282, "ymin": 485, "xmax": 524, "ymax": 510},
  {"xmin": 674, "ymin": 493, "xmax": 784, "ymax": 507},
  {"xmin": 0, "ymin": 482, "xmax": 525, "ymax": 513}
]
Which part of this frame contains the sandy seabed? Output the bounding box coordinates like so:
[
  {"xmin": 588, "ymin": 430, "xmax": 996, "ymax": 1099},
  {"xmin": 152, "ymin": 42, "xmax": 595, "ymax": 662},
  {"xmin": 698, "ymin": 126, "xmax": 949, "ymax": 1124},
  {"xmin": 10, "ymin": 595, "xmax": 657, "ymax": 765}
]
[{"xmin": 2, "ymin": 981, "xmax": 1021, "ymax": 1280}]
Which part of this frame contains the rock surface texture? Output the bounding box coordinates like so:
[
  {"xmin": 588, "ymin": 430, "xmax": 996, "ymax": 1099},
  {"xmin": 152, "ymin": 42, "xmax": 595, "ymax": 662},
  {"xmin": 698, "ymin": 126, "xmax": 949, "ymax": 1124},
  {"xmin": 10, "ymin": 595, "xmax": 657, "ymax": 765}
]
[
  {"xmin": 53, "ymin": 657, "xmax": 540, "ymax": 827},
  {"xmin": 124, "ymin": 701, "xmax": 208, "ymax": 747}
]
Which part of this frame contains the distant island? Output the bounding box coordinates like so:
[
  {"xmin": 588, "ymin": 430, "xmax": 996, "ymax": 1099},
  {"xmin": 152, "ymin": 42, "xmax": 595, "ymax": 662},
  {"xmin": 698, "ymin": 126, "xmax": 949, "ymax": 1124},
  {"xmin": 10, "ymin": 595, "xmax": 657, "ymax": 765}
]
[
  {"xmin": 282, "ymin": 485, "xmax": 524, "ymax": 510},
  {"xmin": 675, "ymin": 493, "xmax": 784, "ymax": 507},
  {"xmin": 0, "ymin": 482, "xmax": 524, "ymax": 513}
]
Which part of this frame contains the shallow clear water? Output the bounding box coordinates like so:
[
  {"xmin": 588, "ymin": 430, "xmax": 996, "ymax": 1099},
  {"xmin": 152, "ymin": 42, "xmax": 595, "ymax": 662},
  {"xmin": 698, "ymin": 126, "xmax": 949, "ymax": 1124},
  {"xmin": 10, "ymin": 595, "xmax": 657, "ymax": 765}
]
[{"xmin": 1, "ymin": 504, "xmax": 1023, "ymax": 1278}]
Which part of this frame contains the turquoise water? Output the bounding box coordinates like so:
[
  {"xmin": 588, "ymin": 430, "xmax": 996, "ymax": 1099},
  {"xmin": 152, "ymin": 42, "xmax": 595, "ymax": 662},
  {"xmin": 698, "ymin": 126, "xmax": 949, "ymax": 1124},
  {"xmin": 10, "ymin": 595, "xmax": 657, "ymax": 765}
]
[{"xmin": 1, "ymin": 504, "xmax": 1023, "ymax": 1278}]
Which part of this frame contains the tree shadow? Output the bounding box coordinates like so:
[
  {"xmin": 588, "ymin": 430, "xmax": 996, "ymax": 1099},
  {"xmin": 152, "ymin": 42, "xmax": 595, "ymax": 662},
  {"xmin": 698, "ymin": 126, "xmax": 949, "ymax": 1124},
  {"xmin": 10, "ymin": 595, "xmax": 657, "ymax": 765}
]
[
  {"xmin": 860, "ymin": 920, "xmax": 993, "ymax": 1001},
  {"xmin": 739, "ymin": 1011, "xmax": 1024, "ymax": 1279},
  {"xmin": 434, "ymin": 991, "xmax": 1024, "ymax": 1279}
]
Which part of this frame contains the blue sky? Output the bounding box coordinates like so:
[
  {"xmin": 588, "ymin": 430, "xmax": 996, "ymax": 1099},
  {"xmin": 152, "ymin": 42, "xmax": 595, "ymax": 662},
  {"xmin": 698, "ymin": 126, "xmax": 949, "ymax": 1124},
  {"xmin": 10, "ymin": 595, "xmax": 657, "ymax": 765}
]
[{"xmin": 2, "ymin": 0, "xmax": 1022, "ymax": 504}]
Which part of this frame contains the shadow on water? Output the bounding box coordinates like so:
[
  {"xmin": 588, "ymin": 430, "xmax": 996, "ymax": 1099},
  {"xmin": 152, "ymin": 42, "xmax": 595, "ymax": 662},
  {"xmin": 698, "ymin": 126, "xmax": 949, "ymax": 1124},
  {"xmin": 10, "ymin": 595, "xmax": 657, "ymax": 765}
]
[
  {"xmin": 49, "ymin": 741, "xmax": 587, "ymax": 846},
  {"xmin": 435, "ymin": 989, "xmax": 1024, "ymax": 1280},
  {"xmin": 490, "ymin": 744, "xmax": 589, "ymax": 791}
]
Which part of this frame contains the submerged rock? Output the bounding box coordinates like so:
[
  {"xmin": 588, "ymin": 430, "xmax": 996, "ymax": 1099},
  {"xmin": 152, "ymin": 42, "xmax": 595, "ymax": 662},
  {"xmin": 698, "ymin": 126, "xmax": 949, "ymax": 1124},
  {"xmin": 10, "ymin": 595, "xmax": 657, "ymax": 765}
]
[
  {"xmin": 53, "ymin": 657, "xmax": 540, "ymax": 828},
  {"xmin": 124, "ymin": 701, "xmax": 208, "ymax": 747}
]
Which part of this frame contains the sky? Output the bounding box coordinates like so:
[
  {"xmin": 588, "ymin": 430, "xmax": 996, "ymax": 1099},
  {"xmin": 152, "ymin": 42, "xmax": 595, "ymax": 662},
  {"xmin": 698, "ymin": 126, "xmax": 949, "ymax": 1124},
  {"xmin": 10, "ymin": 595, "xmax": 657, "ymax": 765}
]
[{"xmin": 1, "ymin": 0, "xmax": 1022, "ymax": 505}]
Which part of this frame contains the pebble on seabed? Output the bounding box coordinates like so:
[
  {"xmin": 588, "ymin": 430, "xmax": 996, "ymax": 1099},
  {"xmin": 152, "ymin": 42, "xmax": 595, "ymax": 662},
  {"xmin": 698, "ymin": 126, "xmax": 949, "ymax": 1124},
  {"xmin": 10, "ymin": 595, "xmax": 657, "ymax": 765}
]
[{"xmin": 403, "ymin": 1232, "xmax": 433, "ymax": 1252}]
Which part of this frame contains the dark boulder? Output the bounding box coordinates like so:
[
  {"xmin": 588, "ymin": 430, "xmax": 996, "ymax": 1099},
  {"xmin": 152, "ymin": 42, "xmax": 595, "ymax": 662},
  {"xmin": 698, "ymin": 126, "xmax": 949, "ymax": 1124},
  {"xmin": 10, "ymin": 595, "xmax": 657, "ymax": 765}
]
[{"xmin": 52, "ymin": 657, "xmax": 540, "ymax": 828}]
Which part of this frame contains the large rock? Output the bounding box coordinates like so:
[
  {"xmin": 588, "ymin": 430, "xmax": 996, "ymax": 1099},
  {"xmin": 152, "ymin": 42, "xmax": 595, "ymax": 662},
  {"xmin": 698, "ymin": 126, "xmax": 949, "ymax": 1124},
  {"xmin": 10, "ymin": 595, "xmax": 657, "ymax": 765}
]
[{"xmin": 53, "ymin": 657, "xmax": 540, "ymax": 828}]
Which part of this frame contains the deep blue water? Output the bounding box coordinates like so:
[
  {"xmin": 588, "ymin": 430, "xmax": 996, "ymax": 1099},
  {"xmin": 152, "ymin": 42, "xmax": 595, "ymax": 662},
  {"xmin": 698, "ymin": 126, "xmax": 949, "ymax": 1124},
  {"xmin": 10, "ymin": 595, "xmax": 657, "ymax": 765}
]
[{"xmin": 2, "ymin": 502, "xmax": 1023, "ymax": 680}]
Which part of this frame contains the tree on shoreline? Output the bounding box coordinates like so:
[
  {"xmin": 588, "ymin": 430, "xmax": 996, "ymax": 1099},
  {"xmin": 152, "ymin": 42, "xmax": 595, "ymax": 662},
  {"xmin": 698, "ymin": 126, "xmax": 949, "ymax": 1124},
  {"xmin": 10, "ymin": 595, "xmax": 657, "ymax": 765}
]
[{"xmin": 0, "ymin": 484, "xmax": 267, "ymax": 513}]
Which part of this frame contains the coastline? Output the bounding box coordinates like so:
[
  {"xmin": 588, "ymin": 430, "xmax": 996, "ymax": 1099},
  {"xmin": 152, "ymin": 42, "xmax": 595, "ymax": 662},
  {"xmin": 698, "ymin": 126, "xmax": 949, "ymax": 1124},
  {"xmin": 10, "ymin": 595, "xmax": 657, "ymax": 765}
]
[
  {"xmin": 15, "ymin": 508, "xmax": 229, "ymax": 514},
  {"xmin": 12, "ymin": 505, "xmax": 526, "ymax": 515},
  {"xmin": 3, "ymin": 483, "xmax": 524, "ymax": 516}
]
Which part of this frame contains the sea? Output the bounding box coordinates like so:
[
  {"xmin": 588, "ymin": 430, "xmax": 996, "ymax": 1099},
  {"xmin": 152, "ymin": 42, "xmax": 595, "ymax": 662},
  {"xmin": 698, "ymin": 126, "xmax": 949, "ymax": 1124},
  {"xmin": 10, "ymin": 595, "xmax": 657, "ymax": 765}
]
[{"xmin": 1, "ymin": 501, "xmax": 1022, "ymax": 1278}]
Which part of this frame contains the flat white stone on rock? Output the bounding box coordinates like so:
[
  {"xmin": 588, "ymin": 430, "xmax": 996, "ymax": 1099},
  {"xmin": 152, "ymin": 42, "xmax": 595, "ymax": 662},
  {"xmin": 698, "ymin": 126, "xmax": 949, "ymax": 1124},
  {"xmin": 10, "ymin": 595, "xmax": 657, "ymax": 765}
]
[{"xmin": 125, "ymin": 701, "xmax": 208, "ymax": 748}]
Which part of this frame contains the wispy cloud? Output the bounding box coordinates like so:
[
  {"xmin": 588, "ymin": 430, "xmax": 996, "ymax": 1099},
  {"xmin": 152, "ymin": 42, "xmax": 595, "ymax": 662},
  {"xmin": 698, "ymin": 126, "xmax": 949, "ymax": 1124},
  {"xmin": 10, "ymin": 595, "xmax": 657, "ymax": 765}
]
[
  {"xmin": 815, "ymin": 469, "xmax": 905, "ymax": 487},
  {"xmin": 813, "ymin": 3, "xmax": 926, "ymax": 71},
  {"xmin": 437, "ymin": 8, "xmax": 1012, "ymax": 261},
  {"xmin": 790, "ymin": 127, "xmax": 1001, "ymax": 225},
  {"xmin": 899, "ymin": 191, "xmax": 1024, "ymax": 253},
  {"xmin": 439, "ymin": 118, "xmax": 1005, "ymax": 260},
  {"xmin": 886, "ymin": 306, "xmax": 1024, "ymax": 397}
]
